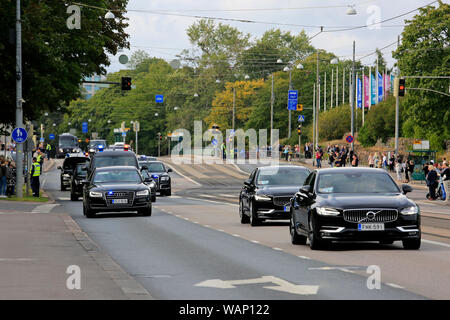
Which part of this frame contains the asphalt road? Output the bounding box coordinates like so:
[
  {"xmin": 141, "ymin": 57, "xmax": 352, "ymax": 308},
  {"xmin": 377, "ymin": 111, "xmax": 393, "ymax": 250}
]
[{"xmin": 40, "ymin": 158, "xmax": 450, "ymax": 299}]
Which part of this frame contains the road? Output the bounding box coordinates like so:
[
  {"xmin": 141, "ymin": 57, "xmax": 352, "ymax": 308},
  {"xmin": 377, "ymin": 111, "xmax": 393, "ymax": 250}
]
[{"xmin": 39, "ymin": 157, "xmax": 450, "ymax": 300}]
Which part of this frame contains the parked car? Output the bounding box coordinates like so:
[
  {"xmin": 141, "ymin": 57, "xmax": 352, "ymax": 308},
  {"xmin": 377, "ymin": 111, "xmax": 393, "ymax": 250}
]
[{"xmin": 290, "ymin": 167, "xmax": 421, "ymax": 250}]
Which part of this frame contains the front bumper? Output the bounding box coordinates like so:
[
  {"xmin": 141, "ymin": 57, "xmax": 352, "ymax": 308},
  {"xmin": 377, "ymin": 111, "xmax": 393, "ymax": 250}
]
[
  {"xmin": 87, "ymin": 194, "xmax": 151, "ymax": 212},
  {"xmin": 254, "ymin": 199, "xmax": 291, "ymax": 220},
  {"xmin": 315, "ymin": 215, "xmax": 421, "ymax": 241}
]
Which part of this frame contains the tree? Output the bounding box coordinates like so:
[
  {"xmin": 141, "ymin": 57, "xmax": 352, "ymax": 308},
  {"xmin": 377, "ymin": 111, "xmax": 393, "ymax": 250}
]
[
  {"xmin": 0, "ymin": 1, "xmax": 130, "ymax": 125},
  {"xmin": 392, "ymin": 1, "xmax": 450, "ymax": 150}
]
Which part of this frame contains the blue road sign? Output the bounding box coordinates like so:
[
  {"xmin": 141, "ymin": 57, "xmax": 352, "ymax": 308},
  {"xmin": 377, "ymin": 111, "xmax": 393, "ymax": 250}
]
[
  {"xmin": 40, "ymin": 138, "xmax": 45, "ymax": 143},
  {"xmin": 122, "ymin": 132, "xmax": 126, "ymax": 137},
  {"xmin": 298, "ymin": 115, "xmax": 305, "ymax": 122},
  {"xmin": 288, "ymin": 100, "xmax": 297, "ymax": 111},
  {"xmin": 211, "ymin": 138, "xmax": 218, "ymax": 146},
  {"xmin": 49, "ymin": 134, "xmax": 55, "ymax": 140},
  {"xmin": 82, "ymin": 122, "xmax": 88, "ymax": 133},
  {"xmin": 346, "ymin": 135, "xmax": 354, "ymax": 143},
  {"xmin": 156, "ymin": 95, "xmax": 164, "ymax": 103},
  {"xmin": 12, "ymin": 127, "xmax": 28, "ymax": 143},
  {"xmin": 288, "ymin": 90, "xmax": 298, "ymax": 100}
]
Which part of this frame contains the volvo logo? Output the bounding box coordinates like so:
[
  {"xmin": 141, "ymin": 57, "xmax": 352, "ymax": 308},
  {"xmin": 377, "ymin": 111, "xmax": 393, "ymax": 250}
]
[{"xmin": 366, "ymin": 211, "xmax": 377, "ymax": 220}]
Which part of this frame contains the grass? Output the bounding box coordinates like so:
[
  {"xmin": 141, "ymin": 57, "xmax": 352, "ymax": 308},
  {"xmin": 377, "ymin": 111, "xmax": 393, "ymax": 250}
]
[{"xmin": 0, "ymin": 185, "xmax": 49, "ymax": 202}]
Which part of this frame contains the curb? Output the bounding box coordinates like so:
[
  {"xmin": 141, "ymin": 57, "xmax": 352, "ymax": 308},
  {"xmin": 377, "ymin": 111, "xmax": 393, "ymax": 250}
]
[{"xmin": 62, "ymin": 215, "xmax": 154, "ymax": 300}]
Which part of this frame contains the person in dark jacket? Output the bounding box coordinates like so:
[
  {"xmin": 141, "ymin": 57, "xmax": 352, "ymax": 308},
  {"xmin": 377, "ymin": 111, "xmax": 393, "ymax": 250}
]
[{"xmin": 426, "ymin": 164, "xmax": 438, "ymax": 200}]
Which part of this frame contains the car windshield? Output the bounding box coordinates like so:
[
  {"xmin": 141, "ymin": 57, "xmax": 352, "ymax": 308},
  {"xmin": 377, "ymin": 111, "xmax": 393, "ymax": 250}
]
[
  {"xmin": 95, "ymin": 156, "xmax": 136, "ymax": 168},
  {"xmin": 76, "ymin": 165, "xmax": 86, "ymax": 177},
  {"xmin": 93, "ymin": 170, "xmax": 141, "ymax": 183},
  {"xmin": 317, "ymin": 172, "xmax": 400, "ymax": 194},
  {"xmin": 89, "ymin": 141, "xmax": 106, "ymax": 148},
  {"xmin": 256, "ymin": 168, "xmax": 309, "ymax": 186},
  {"xmin": 59, "ymin": 136, "xmax": 77, "ymax": 147},
  {"xmin": 146, "ymin": 163, "xmax": 165, "ymax": 172}
]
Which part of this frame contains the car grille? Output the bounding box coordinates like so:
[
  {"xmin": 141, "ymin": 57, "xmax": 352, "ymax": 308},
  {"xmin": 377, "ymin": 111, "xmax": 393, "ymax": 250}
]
[
  {"xmin": 273, "ymin": 196, "xmax": 291, "ymax": 207},
  {"xmin": 105, "ymin": 191, "xmax": 134, "ymax": 207},
  {"xmin": 343, "ymin": 209, "xmax": 398, "ymax": 223}
]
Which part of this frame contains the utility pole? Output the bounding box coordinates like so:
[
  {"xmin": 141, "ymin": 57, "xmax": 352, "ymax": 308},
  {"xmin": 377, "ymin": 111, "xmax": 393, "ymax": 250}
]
[
  {"xmin": 350, "ymin": 41, "xmax": 356, "ymax": 151},
  {"xmin": 232, "ymin": 86, "xmax": 236, "ymax": 131},
  {"xmin": 316, "ymin": 51, "xmax": 320, "ymax": 150},
  {"xmin": 331, "ymin": 69, "xmax": 334, "ymax": 109},
  {"xmin": 336, "ymin": 66, "xmax": 339, "ymax": 108},
  {"xmin": 158, "ymin": 133, "xmax": 161, "ymax": 157},
  {"xmin": 395, "ymin": 36, "xmax": 401, "ymax": 157},
  {"xmin": 312, "ymin": 83, "xmax": 316, "ymax": 164},
  {"xmin": 270, "ymin": 74, "xmax": 274, "ymax": 146},
  {"xmin": 324, "ymin": 72, "xmax": 327, "ymax": 112},
  {"xmin": 16, "ymin": 0, "xmax": 24, "ymax": 198}
]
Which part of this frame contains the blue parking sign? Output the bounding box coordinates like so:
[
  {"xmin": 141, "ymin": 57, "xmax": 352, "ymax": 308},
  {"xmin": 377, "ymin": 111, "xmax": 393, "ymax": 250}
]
[
  {"xmin": 156, "ymin": 95, "xmax": 164, "ymax": 103},
  {"xmin": 49, "ymin": 134, "xmax": 55, "ymax": 140},
  {"xmin": 12, "ymin": 127, "xmax": 28, "ymax": 143}
]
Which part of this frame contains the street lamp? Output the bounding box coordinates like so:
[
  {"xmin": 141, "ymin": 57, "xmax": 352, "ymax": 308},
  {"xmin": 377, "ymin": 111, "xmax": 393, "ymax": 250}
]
[
  {"xmin": 155, "ymin": 113, "xmax": 159, "ymax": 117},
  {"xmin": 105, "ymin": 11, "xmax": 115, "ymax": 19},
  {"xmin": 346, "ymin": 6, "xmax": 357, "ymax": 15},
  {"xmin": 194, "ymin": 93, "xmax": 199, "ymax": 98}
]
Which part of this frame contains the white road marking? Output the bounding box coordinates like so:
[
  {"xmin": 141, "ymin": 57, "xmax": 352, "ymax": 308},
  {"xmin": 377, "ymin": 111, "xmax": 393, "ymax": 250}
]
[
  {"xmin": 232, "ymin": 234, "xmax": 241, "ymax": 237},
  {"xmin": 386, "ymin": 283, "xmax": 405, "ymax": 289},
  {"xmin": 185, "ymin": 197, "xmax": 239, "ymax": 207},
  {"xmin": 166, "ymin": 165, "xmax": 202, "ymax": 186},
  {"xmin": 298, "ymin": 256, "xmax": 311, "ymax": 260},
  {"xmin": 204, "ymin": 225, "xmax": 210, "ymax": 228},
  {"xmin": 251, "ymin": 240, "xmax": 260, "ymax": 244},
  {"xmin": 422, "ymin": 239, "xmax": 450, "ymax": 248},
  {"xmin": 273, "ymin": 247, "xmax": 283, "ymax": 251},
  {"xmin": 184, "ymin": 218, "xmax": 189, "ymax": 221},
  {"xmin": 31, "ymin": 204, "xmax": 59, "ymax": 213},
  {"xmin": 195, "ymin": 276, "xmax": 319, "ymax": 295},
  {"xmin": 218, "ymin": 229, "xmax": 225, "ymax": 232},
  {"xmin": 0, "ymin": 258, "xmax": 36, "ymax": 262},
  {"xmin": 58, "ymin": 197, "xmax": 71, "ymax": 201}
]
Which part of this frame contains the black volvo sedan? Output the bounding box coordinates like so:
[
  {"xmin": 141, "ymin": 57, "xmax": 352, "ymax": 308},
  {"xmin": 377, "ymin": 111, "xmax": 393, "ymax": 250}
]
[
  {"xmin": 82, "ymin": 166, "xmax": 152, "ymax": 218},
  {"xmin": 239, "ymin": 166, "xmax": 311, "ymax": 226},
  {"xmin": 290, "ymin": 168, "xmax": 421, "ymax": 250}
]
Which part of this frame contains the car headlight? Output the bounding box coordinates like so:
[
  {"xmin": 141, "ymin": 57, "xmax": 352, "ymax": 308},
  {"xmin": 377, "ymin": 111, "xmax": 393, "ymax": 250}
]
[
  {"xmin": 89, "ymin": 191, "xmax": 103, "ymax": 198},
  {"xmin": 316, "ymin": 207, "xmax": 340, "ymax": 216},
  {"xmin": 160, "ymin": 176, "xmax": 169, "ymax": 181},
  {"xmin": 59, "ymin": 148, "xmax": 63, "ymax": 153},
  {"xmin": 254, "ymin": 194, "xmax": 271, "ymax": 201},
  {"xmin": 136, "ymin": 189, "xmax": 149, "ymax": 197},
  {"xmin": 149, "ymin": 181, "xmax": 156, "ymax": 188},
  {"xmin": 401, "ymin": 206, "xmax": 419, "ymax": 215}
]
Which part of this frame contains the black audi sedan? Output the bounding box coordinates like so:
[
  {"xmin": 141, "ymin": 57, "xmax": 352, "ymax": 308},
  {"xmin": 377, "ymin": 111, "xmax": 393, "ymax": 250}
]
[
  {"xmin": 141, "ymin": 161, "xmax": 172, "ymax": 196},
  {"xmin": 82, "ymin": 166, "xmax": 152, "ymax": 218},
  {"xmin": 239, "ymin": 166, "xmax": 311, "ymax": 226},
  {"xmin": 70, "ymin": 163, "xmax": 87, "ymax": 201},
  {"xmin": 290, "ymin": 168, "xmax": 421, "ymax": 250}
]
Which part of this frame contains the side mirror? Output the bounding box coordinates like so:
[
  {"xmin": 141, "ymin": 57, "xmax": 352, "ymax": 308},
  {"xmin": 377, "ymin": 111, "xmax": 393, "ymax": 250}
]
[
  {"xmin": 402, "ymin": 184, "xmax": 413, "ymax": 194},
  {"xmin": 57, "ymin": 166, "xmax": 62, "ymax": 170},
  {"xmin": 141, "ymin": 165, "xmax": 148, "ymax": 171},
  {"xmin": 144, "ymin": 178, "xmax": 152, "ymax": 183},
  {"xmin": 167, "ymin": 168, "xmax": 173, "ymax": 173},
  {"xmin": 81, "ymin": 180, "xmax": 89, "ymax": 185},
  {"xmin": 299, "ymin": 185, "xmax": 311, "ymax": 196},
  {"xmin": 244, "ymin": 179, "xmax": 253, "ymax": 188}
]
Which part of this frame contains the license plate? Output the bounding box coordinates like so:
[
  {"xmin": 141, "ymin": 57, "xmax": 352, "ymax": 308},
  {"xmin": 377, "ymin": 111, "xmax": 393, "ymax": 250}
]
[
  {"xmin": 284, "ymin": 205, "xmax": 291, "ymax": 212},
  {"xmin": 112, "ymin": 199, "xmax": 128, "ymax": 204},
  {"xmin": 358, "ymin": 223, "xmax": 385, "ymax": 231}
]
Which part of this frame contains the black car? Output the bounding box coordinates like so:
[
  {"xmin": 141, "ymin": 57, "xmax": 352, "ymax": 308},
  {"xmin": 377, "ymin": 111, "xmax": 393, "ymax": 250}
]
[
  {"xmin": 88, "ymin": 139, "xmax": 107, "ymax": 154},
  {"xmin": 88, "ymin": 150, "xmax": 140, "ymax": 176},
  {"xmin": 141, "ymin": 161, "xmax": 172, "ymax": 196},
  {"xmin": 82, "ymin": 166, "xmax": 152, "ymax": 218},
  {"xmin": 70, "ymin": 163, "xmax": 87, "ymax": 201},
  {"xmin": 140, "ymin": 169, "xmax": 157, "ymax": 202},
  {"xmin": 239, "ymin": 166, "xmax": 311, "ymax": 226},
  {"xmin": 290, "ymin": 168, "xmax": 421, "ymax": 250},
  {"xmin": 57, "ymin": 154, "xmax": 90, "ymax": 191}
]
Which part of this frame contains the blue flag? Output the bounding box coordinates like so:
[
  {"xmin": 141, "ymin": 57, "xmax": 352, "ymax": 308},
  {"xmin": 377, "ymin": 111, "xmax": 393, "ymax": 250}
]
[
  {"xmin": 378, "ymin": 72, "xmax": 383, "ymax": 103},
  {"xmin": 357, "ymin": 77, "xmax": 362, "ymax": 109},
  {"xmin": 371, "ymin": 73, "xmax": 377, "ymax": 105}
]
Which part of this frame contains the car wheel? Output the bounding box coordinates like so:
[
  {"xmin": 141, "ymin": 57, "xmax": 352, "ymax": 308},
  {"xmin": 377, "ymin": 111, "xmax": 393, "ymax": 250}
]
[
  {"xmin": 139, "ymin": 205, "xmax": 152, "ymax": 217},
  {"xmin": 166, "ymin": 189, "xmax": 171, "ymax": 196},
  {"xmin": 290, "ymin": 213, "xmax": 307, "ymax": 245},
  {"xmin": 239, "ymin": 199, "xmax": 250, "ymax": 224},
  {"xmin": 61, "ymin": 181, "xmax": 66, "ymax": 191},
  {"xmin": 309, "ymin": 216, "xmax": 329, "ymax": 250},
  {"xmin": 151, "ymin": 195, "xmax": 156, "ymax": 202},
  {"xmin": 83, "ymin": 203, "xmax": 96, "ymax": 218},
  {"xmin": 249, "ymin": 200, "xmax": 261, "ymax": 226},
  {"xmin": 70, "ymin": 193, "xmax": 78, "ymax": 201},
  {"xmin": 402, "ymin": 237, "xmax": 421, "ymax": 250}
]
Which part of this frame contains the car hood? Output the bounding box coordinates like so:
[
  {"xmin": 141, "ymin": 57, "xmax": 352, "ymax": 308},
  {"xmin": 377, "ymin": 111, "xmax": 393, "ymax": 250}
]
[
  {"xmin": 256, "ymin": 186, "xmax": 300, "ymax": 197},
  {"xmin": 317, "ymin": 193, "xmax": 415, "ymax": 209},
  {"xmin": 91, "ymin": 183, "xmax": 147, "ymax": 192}
]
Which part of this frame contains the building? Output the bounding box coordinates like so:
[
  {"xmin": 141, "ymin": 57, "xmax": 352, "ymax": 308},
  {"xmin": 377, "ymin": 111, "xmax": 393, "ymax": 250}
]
[{"xmin": 82, "ymin": 74, "xmax": 109, "ymax": 99}]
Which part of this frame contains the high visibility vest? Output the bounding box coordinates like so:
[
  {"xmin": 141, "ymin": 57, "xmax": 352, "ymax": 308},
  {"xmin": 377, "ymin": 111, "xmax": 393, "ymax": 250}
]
[
  {"xmin": 31, "ymin": 162, "xmax": 41, "ymax": 177},
  {"xmin": 36, "ymin": 154, "xmax": 42, "ymax": 163},
  {"xmin": 46, "ymin": 144, "xmax": 51, "ymax": 151}
]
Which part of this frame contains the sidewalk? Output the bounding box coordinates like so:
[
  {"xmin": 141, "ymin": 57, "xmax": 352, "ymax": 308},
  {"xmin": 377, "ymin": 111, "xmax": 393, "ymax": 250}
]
[{"xmin": 0, "ymin": 204, "xmax": 152, "ymax": 300}]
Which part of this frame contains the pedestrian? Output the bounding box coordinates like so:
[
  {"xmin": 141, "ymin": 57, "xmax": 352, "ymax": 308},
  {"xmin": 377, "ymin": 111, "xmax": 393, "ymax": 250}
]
[
  {"xmin": 368, "ymin": 153, "xmax": 374, "ymax": 168},
  {"xmin": 408, "ymin": 160, "xmax": 415, "ymax": 180},
  {"xmin": 395, "ymin": 160, "xmax": 402, "ymax": 181},
  {"xmin": 221, "ymin": 142, "xmax": 226, "ymax": 160},
  {"xmin": 316, "ymin": 146, "xmax": 323, "ymax": 168},
  {"xmin": 382, "ymin": 153, "xmax": 387, "ymax": 170},
  {"xmin": 30, "ymin": 157, "xmax": 41, "ymax": 198},
  {"xmin": 283, "ymin": 145, "xmax": 289, "ymax": 161},
  {"xmin": 0, "ymin": 160, "xmax": 7, "ymax": 198},
  {"xmin": 389, "ymin": 154, "xmax": 395, "ymax": 172},
  {"xmin": 441, "ymin": 161, "xmax": 449, "ymax": 203},
  {"xmin": 426, "ymin": 164, "xmax": 438, "ymax": 200},
  {"xmin": 6, "ymin": 161, "xmax": 16, "ymax": 196},
  {"xmin": 46, "ymin": 143, "xmax": 52, "ymax": 160},
  {"xmin": 36, "ymin": 149, "xmax": 44, "ymax": 171},
  {"xmin": 329, "ymin": 151, "xmax": 335, "ymax": 168},
  {"xmin": 351, "ymin": 154, "xmax": 359, "ymax": 167}
]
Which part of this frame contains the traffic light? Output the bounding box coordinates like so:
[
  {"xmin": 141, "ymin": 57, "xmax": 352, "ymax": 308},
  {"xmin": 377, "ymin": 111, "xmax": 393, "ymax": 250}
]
[
  {"xmin": 121, "ymin": 77, "xmax": 132, "ymax": 90},
  {"xmin": 398, "ymin": 78, "xmax": 406, "ymax": 97},
  {"xmin": 297, "ymin": 125, "xmax": 302, "ymax": 135}
]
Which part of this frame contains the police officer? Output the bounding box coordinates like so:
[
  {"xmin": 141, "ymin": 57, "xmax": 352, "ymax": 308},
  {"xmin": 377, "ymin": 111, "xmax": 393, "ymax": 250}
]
[
  {"xmin": 30, "ymin": 157, "xmax": 41, "ymax": 197},
  {"xmin": 36, "ymin": 149, "xmax": 44, "ymax": 170},
  {"xmin": 221, "ymin": 142, "xmax": 227, "ymax": 160},
  {"xmin": 46, "ymin": 143, "xmax": 52, "ymax": 160}
]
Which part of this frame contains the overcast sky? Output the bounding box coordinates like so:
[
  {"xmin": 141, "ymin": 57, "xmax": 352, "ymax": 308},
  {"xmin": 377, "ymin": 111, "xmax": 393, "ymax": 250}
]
[{"xmin": 106, "ymin": 0, "xmax": 444, "ymax": 73}]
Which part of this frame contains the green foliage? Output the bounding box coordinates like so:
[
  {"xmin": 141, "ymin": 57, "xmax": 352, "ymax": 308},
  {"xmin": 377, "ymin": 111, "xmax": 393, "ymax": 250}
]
[
  {"xmin": 392, "ymin": 1, "xmax": 450, "ymax": 150},
  {"xmin": 0, "ymin": 0, "xmax": 130, "ymax": 125}
]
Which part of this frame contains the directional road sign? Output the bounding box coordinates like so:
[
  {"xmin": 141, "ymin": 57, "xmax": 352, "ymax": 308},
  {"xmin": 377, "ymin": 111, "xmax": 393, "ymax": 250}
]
[
  {"xmin": 288, "ymin": 90, "xmax": 298, "ymax": 111},
  {"xmin": 82, "ymin": 122, "xmax": 88, "ymax": 133},
  {"xmin": 12, "ymin": 127, "xmax": 28, "ymax": 144},
  {"xmin": 156, "ymin": 95, "xmax": 164, "ymax": 103},
  {"xmin": 49, "ymin": 134, "xmax": 55, "ymax": 140}
]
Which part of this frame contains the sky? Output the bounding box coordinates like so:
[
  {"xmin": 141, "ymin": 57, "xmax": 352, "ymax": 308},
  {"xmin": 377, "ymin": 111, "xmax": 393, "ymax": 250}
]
[{"xmin": 106, "ymin": 0, "xmax": 444, "ymax": 73}]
